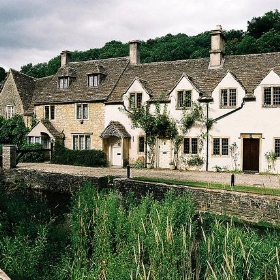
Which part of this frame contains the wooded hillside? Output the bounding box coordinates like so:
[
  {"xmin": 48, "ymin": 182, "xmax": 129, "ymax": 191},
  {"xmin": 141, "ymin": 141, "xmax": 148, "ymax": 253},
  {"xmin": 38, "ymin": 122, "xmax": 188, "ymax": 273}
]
[{"xmin": 18, "ymin": 10, "xmax": 280, "ymax": 79}]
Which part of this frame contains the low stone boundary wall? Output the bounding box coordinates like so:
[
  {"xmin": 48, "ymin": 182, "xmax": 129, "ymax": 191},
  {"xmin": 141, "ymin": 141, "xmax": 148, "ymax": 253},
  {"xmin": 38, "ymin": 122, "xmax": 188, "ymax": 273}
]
[{"xmin": 1, "ymin": 168, "xmax": 280, "ymax": 225}]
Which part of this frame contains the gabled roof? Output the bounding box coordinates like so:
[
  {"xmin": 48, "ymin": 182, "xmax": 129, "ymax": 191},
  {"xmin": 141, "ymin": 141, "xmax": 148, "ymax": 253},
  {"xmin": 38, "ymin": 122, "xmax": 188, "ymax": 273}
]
[
  {"xmin": 108, "ymin": 52, "xmax": 280, "ymax": 103},
  {"xmin": 32, "ymin": 57, "xmax": 130, "ymax": 105},
  {"xmin": 28, "ymin": 119, "xmax": 64, "ymax": 139},
  {"xmin": 100, "ymin": 121, "xmax": 131, "ymax": 138},
  {"xmin": 10, "ymin": 69, "xmax": 36, "ymax": 113},
  {"xmin": 41, "ymin": 119, "xmax": 64, "ymax": 139}
]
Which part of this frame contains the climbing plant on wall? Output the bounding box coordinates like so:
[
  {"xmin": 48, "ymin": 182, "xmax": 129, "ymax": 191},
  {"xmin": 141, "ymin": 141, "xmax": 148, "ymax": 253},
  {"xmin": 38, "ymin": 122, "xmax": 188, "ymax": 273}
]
[{"xmin": 121, "ymin": 101, "xmax": 178, "ymax": 165}]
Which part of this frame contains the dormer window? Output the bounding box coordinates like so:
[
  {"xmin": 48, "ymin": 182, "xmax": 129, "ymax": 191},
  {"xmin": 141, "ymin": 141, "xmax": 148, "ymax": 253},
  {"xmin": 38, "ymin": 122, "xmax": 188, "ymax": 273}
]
[
  {"xmin": 177, "ymin": 90, "xmax": 192, "ymax": 108},
  {"xmin": 220, "ymin": 88, "xmax": 236, "ymax": 108},
  {"xmin": 129, "ymin": 92, "xmax": 142, "ymax": 108},
  {"xmin": 88, "ymin": 74, "xmax": 99, "ymax": 87},
  {"xmin": 263, "ymin": 86, "xmax": 280, "ymax": 106},
  {"xmin": 59, "ymin": 77, "xmax": 69, "ymax": 89}
]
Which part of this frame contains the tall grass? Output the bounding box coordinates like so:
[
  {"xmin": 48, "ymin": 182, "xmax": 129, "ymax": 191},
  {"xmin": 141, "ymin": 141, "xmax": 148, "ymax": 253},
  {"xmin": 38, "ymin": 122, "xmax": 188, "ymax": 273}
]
[
  {"xmin": 55, "ymin": 185, "xmax": 196, "ymax": 279},
  {"xmin": 1, "ymin": 182, "xmax": 280, "ymax": 279}
]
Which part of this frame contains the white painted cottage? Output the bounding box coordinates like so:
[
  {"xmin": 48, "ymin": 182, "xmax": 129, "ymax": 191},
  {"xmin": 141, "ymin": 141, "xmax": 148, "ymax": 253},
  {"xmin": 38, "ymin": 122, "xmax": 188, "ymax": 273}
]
[{"xmin": 103, "ymin": 25, "xmax": 280, "ymax": 173}]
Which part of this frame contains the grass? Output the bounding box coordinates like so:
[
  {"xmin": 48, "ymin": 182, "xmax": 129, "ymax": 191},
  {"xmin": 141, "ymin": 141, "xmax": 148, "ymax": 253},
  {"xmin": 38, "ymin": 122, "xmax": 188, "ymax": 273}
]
[{"xmin": 132, "ymin": 176, "xmax": 280, "ymax": 196}]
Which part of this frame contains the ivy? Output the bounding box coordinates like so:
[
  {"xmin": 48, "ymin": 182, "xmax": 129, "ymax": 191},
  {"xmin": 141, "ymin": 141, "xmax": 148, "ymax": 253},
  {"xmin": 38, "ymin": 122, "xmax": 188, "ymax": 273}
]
[{"xmin": 121, "ymin": 100, "xmax": 178, "ymax": 165}]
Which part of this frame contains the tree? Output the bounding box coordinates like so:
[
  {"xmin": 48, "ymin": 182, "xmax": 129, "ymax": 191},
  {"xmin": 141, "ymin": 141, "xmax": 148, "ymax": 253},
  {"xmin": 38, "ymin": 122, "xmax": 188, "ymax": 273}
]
[
  {"xmin": 0, "ymin": 115, "xmax": 29, "ymax": 147},
  {"xmin": 0, "ymin": 67, "xmax": 6, "ymax": 82},
  {"xmin": 247, "ymin": 10, "xmax": 280, "ymax": 38}
]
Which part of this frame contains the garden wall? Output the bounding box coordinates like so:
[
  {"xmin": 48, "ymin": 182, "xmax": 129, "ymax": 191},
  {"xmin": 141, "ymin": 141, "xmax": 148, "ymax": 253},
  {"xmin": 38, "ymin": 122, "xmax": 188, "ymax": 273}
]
[{"xmin": 1, "ymin": 168, "xmax": 280, "ymax": 225}]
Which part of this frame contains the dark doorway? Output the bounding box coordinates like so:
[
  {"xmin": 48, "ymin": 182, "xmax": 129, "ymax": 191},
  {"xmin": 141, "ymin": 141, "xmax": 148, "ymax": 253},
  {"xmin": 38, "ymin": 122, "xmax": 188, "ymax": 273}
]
[{"xmin": 243, "ymin": 138, "xmax": 259, "ymax": 172}]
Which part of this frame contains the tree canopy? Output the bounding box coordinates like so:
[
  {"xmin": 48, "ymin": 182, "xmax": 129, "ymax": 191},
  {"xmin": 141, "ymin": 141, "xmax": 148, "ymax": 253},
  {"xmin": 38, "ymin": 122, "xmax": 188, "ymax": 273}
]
[
  {"xmin": 20, "ymin": 10, "xmax": 280, "ymax": 78},
  {"xmin": 0, "ymin": 67, "xmax": 7, "ymax": 83}
]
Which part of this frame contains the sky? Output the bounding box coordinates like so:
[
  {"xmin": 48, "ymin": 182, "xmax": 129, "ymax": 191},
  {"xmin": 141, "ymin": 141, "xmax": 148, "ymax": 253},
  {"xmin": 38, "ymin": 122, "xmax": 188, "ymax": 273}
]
[{"xmin": 0, "ymin": 0, "xmax": 279, "ymax": 71}]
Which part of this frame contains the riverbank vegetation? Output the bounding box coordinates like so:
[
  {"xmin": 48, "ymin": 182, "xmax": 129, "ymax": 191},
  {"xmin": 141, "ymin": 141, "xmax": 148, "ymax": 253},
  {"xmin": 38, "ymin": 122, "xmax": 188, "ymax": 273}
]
[{"xmin": 0, "ymin": 183, "xmax": 280, "ymax": 279}]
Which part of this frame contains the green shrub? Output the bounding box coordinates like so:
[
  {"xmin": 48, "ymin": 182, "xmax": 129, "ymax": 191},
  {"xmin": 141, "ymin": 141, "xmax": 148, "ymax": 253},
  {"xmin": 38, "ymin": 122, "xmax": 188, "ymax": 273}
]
[
  {"xmin": 18, "ymin": 143, "xmax": 46, "ymax": 162},
  {"xmin": 51, "ymin": 143, "xmax": 108, "ymax": 167}
]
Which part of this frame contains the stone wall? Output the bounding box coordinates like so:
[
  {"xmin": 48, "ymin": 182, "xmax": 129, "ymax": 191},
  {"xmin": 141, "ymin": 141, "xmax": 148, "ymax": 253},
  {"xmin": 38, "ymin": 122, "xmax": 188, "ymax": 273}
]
[
  {"xmin": 34, "ymin": 102, "xmax": 105, "ymax": 150},
  {"xmin": 1, "ymin": 168, "xmax": 280, "ymax": 225}
]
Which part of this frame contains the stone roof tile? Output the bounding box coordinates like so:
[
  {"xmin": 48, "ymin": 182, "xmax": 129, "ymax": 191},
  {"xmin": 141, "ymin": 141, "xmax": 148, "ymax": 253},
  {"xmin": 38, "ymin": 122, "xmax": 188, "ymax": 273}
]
[
  {"xmin": 32, "ymin": 57, "xmax": 130, "ymax": 104},
  {"xmin": 109, "ymin": 52, "xmax": 280, "ymax": 102}
]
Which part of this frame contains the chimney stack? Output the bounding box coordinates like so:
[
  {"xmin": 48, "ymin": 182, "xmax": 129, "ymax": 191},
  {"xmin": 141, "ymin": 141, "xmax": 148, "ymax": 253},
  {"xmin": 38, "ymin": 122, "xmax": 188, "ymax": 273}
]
[
  {"xmin": 129, "ymin": 40, "xmax": 140, "ymax": 65},
  {"xmin": 60, "ymin": 50, "xmax": 72, "ymax": 67},
  {"xmin": 209, "ymin": 25, "xmax": 225, "ymax": 68}
]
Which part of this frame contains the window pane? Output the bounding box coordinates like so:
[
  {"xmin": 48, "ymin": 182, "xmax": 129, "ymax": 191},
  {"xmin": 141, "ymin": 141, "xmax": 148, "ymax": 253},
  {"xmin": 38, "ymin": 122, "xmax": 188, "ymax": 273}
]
[
  {"xmin": 85, "ymin": 135, "xmax": 91, "ymax": 150},
  {"xmin": 88, "ymin": 75, "xmax": 93, "ymax": 87},
  {"xmin": 221, "ymin": 138, "xmax": 229, "ymax": 155},
  {"xmin": 191, "ymin": 138, "xmax": 198, "ymax": 154},
  {"xmin": 79, "ymin": 135, "xmax": 85, "ymax": 150},
  {"xmin": 59, "ymin": 78, "xmax": 64, "ymax": 89},
  {"xmin": 183, "ymin": 138, "xmax": 190, "ymax": 154},
  {"xmin": 185, "ymin": 91, "xmax": 192, "ymax": 107},
  {"xmin": 50, "ymin": 105, "xmax": 55, "ymax": 119},
  {"xmin": 275, "ymin": 139, "xmax": 280, "ymax": 157},
  {"xmin": 73, "ymin": 135, "xmax": 78, "ymax": 150},
  {"xmin": 229, "ymin": 89, "xmax": 236, "ymax": 106},
  {"xmin": 273, "ymin": 87, "xmax": 280, "ymax": 105},
  {"xmin": 44, "ymin": 106, "xmax": 49, "ymax": 119},
  {"xmin": 264, "ymin": 88, "xmax": 271, "ymax": 105},
  {"xmin": 83, "ymin": 104, "xmax": 88, "ymax": 119},
  {"xmin": 177, "ymin": 91, "xmax": 184, "ymax": 107},
  {"xmin": 63, "ymin": 78, "xmax": 68, "ymax": 88},
  {"xmin": 221, "ymin": 89, "xmax": 228, "ymax": 106},
  {"xmin": 6, "ymin": 106, "xmax": 14, "ymax": 119},
  {"xmin": 136, "ymin": 93, "xmax": 142, "ymax": 108},
  {"xmin": 130, "ymin": 93, "xmax": 135, "ymax": 108},
  {"xmin": 93, "ymin": 75, "xmax": 98, "ymax": 86},
  {"xmin": 213, "ymin": 138, "xmax": 220, "ymax": 155},
  {"xmin": 139, "ymin": 136, "xmax": 145, "ymax": 152},
  {"xmin": 76, "ymin": 104, "xmax": 82, "ymax": 119}
]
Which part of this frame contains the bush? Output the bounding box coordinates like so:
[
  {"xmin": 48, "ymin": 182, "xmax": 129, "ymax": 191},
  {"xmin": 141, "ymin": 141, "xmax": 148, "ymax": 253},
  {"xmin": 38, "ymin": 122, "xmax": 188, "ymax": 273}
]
[
  {"xmin": 51, "ymin": 143, "xmax": 108, "ymax": 167},
  {"xmin": 19, "ymin": 143, "xmax": 46, "ymax": 163}
]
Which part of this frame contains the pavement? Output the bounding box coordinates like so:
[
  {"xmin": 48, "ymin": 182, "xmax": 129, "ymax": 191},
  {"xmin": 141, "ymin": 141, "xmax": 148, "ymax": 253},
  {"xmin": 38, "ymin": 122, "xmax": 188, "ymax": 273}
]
[{"xmin": 16, "ymin": 162, "xmax": 280, "ymax": 189}]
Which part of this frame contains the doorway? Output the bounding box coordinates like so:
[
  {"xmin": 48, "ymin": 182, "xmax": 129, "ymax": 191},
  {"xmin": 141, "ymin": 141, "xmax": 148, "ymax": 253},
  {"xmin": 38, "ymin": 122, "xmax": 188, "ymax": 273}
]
[{"xmin": 243, "ymin": 138, "xmax": 260, "ymax": 172}]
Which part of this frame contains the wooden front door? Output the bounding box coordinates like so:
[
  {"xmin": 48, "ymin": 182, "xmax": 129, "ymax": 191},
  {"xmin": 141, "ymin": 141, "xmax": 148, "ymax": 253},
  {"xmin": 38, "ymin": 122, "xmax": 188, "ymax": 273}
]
[{"xmin": 243, "ymin": 138, "xmax": 259, "ymax": 172}]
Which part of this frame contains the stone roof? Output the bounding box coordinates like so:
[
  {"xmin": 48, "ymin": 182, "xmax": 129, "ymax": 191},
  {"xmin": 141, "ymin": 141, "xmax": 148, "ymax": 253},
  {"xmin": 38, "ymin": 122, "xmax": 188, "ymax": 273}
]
[
  {"xmin": 40, "ymin": 119, "xmax": 64, "ymax": 139},
  {"xmin": 108, "ymin": 52, "xmax": 280, "ymax": 103},
  {"xmin": 100, "ymin": 121, "xmax": 131, "ymax": 138},
  {"xmin": 32, "ymin": 57, "xmax": 130, "ymax": 105},
  {"xmin": 10, "ymin": 69, "xmax": 36, "ymax": 112}
]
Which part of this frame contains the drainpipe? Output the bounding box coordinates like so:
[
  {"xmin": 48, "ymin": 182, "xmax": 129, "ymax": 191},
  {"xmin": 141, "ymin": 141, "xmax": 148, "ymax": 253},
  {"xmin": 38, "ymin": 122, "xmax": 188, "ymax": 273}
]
[{"xmin": 203, "ymin": 98, "xmax": 246, "ymax": 172}]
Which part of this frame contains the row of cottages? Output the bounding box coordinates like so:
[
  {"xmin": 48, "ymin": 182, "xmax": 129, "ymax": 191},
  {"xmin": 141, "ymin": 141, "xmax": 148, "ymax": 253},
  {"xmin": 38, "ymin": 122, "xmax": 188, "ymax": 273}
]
[{"xmin": 1, "ymin": 25, "xmax": 280, "ymax": 173}]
